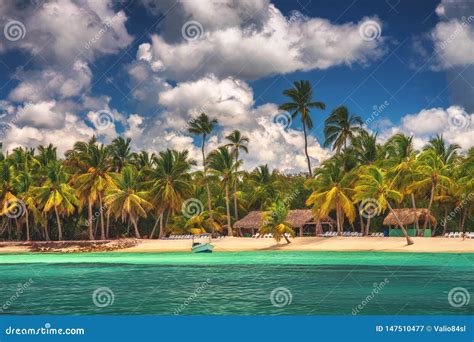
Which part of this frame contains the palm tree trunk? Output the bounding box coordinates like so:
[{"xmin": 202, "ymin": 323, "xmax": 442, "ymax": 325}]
[
  {"xmin": 411, "ymin": 193, "xmax": 420, "ymax": 235},
  {"xmin": 201, "ymin": 134, "xmax": 214, "ymax": 234},
  {"xmin": 387, "ymin": 201, "xmax": 414, "ymax": 245},
  {"xmin": 302, "ymin": 120, "xmax": 312, "ymax": 178},
  {"xmin": 284, "ymin": 234, "xmax": 291, "ymax": 244},
  {"xmin": 99, "ymin": 193, "xmax": 105, "ymax": 240},
  {"xmin": 44, "ymin": 215, "xmax": 50, "ymax": 241},
  {"xmin": 359, "ymin": 214, "xmax": 365, "ymax": 234},
  {"xmin": 88, "ymin": 200, "xmax": 94, "ymax": 240},
  {"xmin": 159, "ymin": 213, "xmax": 164, "ymax": 238},
  {"xmin": 460, "ymin": 207, "xmax": 467, "ymax": 232},
  {"xmin": 366, "ymin": 216, "xmax": 371, "ymax": 236},
  {"xmin": 442, "ymin": 207, "xmax": 448, "ymax": 236},
  {"xmin": 54, "ymin": 205, "xmax": 63, "ymax": 241},
  {"xmin": 14, "ymin": 218, "xmax": 21, "ymax": 241},
  {"xmin": 25, "ymin": 208, "xmax": 30, "ymax": 241},
  {"xmin": 149, "ymin": 213, "xmax": 163, "ymax": 239},
  {"xmin": 233, "ymin": 152, "xmax": 241, "ymax": 236},
  {"xmin": 106, "ymin": 210, "xmax": 110, "ymax": 239},
  {"xmin": 131, "ymin": 217, "xmax": 141, "ymax": 238},
  {"xmin": 422, "ymin": 184, "xmax": 435, "ymax": 236},
  {"xmin": 225, "ymin": 181, "xmax": 232, "ymax": 236}
]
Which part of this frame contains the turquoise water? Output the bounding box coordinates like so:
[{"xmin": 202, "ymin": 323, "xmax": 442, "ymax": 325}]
[{"xmin": 0, "ymin": 252, "xmax": 472, "ymax": 315}]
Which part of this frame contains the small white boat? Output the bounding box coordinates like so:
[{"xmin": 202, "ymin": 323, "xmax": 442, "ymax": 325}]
[{"xmin": 191, "ymin": 235, "xmax": 214, "ymax": 253}]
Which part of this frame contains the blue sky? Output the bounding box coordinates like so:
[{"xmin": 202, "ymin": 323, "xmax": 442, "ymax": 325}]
[{"xmin": 0, "ymin": 0, "xmax": 472, "ymax": 172}]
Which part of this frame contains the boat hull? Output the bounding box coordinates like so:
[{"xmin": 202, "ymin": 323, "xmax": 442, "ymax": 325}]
[{"xmin": 192, "ymin": 243, "xmax": 214, "ymax": 253}]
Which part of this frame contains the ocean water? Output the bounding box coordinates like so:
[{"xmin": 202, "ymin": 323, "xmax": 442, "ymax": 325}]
[{"xmin": 0, "ymin": 252, "xmax": 472, "ymax": 315}]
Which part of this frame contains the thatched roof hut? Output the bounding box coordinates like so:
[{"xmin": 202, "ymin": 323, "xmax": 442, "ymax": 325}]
[
  {"xmin": 234, "ymin": 209, "xmax": 334, "ymax": 230},
  {"xmin": 383, "ymin": 209, "xmax": 437, "ymax": 226}
]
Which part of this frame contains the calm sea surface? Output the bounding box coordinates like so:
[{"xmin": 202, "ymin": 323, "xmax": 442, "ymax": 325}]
[{"xmin": 0, "ymin": 252, "xmax": 472, "ymax": 315}]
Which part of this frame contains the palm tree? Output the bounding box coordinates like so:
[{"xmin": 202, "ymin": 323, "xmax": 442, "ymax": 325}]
[
  {"xmin": 187, "ymin": 113, "xmax": 218, "ymax": 228},
  {"xmin": 111, "ymin": 137, "xmax": 133, "ymax": 172},
  {"xmin": 148, "ymin": 149, "xmax": 194, "ymax": 238},
  {"xmin": 246, "ymin": 165, "xmax": 280, "ymax": 210},
  {"xmin": 385, "ymin": 134, "xmax": 421, "ymax": 234},
  {"xmin": 0, "ymin": 159, "xmax": 22, "ymax": 240},
  {"xmin": 185, "ymin": 210, "xmax": 223, "ymax": 235},
  {"xmin": 32, "ymin": 161, "xmax": 78, "ymax": 241},
  {"xmin": 104, "ymin": 166, "xmax": 153, "ymax": 238},
  {"xmin": 225, "ymin": 130, "xmax": 249, "ymax": 229},
  {"xmin": 324, "ymin": 106, "xmax": 363, "ymax": 154},
  {"xmin": 423, "ymin": 134, "xmax": 460, "ymax": 165},
  {"xmin": 207, "ymin": 147, "xmax": 238, "ymax": 236},
  {"xmin": 73, "ymin": 144, "xmax": 115, "ymax": 240},
  {"xmin": 306, "ymin": 157, "xmax": 356, "ymax": 235},
  {"xmin": 279, "ymin": 80, "xmax": 326, "ymax": 177},
  {"xmin": 354, "ymin": 166, "xmax": 414, "ymax": 245},
  {"xmin": 409, "ymin": 150, "xmax": 453, "ymax": 236},
  {"xmin": 260, "ymin": 200, "xmax": 295, "ymax": 243}
]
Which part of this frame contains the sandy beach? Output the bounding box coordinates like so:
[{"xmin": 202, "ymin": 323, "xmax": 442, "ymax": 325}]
[{"xmin": 0, "ymin": 236, "xmax": 473, "ymax": 253}]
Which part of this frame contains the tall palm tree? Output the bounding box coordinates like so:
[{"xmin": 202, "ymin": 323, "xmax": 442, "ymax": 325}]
[
  {"xmin": 354, "ymin": 166, "xmax": 414, "ymax": 245},
  {"xmin": 260, "ymin": 200, "xmax": 294, "ymax": 244},
  {"xmin": 306, "ymin": 157, "xmax": 356, "ymax": 235},
  {"xmin": 0, "ymin": 159, "xmax": 22, "ymax": 240},
  {"xmin": 73, "ymin": 144, "xmax": 115, "ymax": 240},
  {"xmin": 187, "ymin": 113, "xmax": 218, "ymax": 226},
  {"xmin": 225, "ymin": 130, "xmax": 249, "ymax": 228},
  {"xmin": 207, "ymin": 147, "xmax": 239, "ymax": 236},
  {"xmin": 385, "ymin": 134, "xmax": 421, "ymax": 234},
  {"xmin": 148, "ymin": 149, "xmax": 194, "ymax": 238},
  {"xmin": 32, "ymin": 161, "xmax": 78, "ymax": 241},
  {"xmin": 279, "ymin": 80, "xmax": 326, "ymax": 177},
  {"xmin": 104, "ymin": 166, "xmax": 153, "ymax": 238},
  {"xmin": 111, "ymin": 137, "xmax": 133, "ymax": 172},
  {"xmin": 409, "ymin": 150, "xmax": 453, "ymax": 236},
  {"xmin": 423, "ymin": 134, "xmax": 460, "ymax": 165},
  {"xmin": 324, "ymin": 106, "xmax": 363, "ymax": 154}
]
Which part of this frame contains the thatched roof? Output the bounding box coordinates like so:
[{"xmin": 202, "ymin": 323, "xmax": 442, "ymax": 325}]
[
  {"xmin": 234, "ymin": 209, "xmax": 335, "ymax": 229},
  {"xmin": 383, "ymin": 209, "xmax": 437, "ymax": 226}
]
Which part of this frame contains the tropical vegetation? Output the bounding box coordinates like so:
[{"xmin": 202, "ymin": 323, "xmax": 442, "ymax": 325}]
[{"xmin": 0, "ymin": 81, "xmax": 472, "ymax": 243}]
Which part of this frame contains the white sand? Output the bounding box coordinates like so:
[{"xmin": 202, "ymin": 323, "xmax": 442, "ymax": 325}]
[{"xmin": 0, "ymin": 237, "xmax": 472, "ymax": 254}]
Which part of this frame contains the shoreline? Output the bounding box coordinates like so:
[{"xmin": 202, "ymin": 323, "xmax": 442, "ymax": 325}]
[{"xmin": 0, "ymin": 237, "xmax": 473, "ymax": 254}]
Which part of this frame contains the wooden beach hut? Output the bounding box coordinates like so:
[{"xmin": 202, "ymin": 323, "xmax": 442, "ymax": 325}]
[
  {"xmin": 383, "ymin": 208, "xmax": 437, "ymax": 237},
  {"xmin": 234, "ymin": 209, "xmax": 335, "ymax": 237}
]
